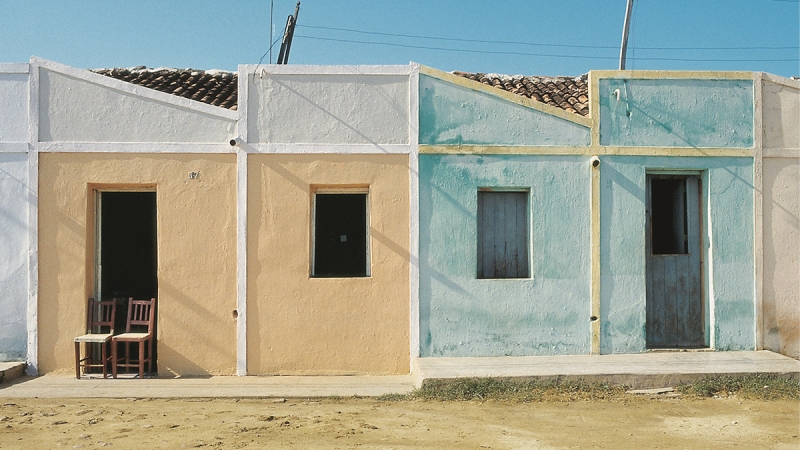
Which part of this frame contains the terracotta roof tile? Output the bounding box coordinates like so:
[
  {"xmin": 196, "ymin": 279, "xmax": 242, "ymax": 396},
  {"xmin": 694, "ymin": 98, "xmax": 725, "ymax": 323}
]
[
  {"xmin": 92, "ymin": 67, "xmax": 238, "ymax": 110},
  {"xmin": 452, "ymin": 71, "xmax": 589, "ymax": 116}
]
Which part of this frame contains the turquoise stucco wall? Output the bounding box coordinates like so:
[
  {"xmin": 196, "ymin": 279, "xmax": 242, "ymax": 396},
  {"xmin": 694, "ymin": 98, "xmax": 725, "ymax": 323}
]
[
  {"xmin": 599, "ymin": 79, "xmax": 753, "ymax": 148},
  {"xmin": 419, "ymin": 75, "xmax": 590, "ymax": 146},
  {"xmin": 600, "ymin": 156, "xmax": 755, "ymax": 353},
  {"xmin": 419, "ymin": 154, "xmax": 592, "ymax": 357}
]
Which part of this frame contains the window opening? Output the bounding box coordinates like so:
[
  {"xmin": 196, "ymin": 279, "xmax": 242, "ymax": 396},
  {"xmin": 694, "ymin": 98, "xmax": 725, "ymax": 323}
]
[
  {"xmin": 312, "ymin": 192, "xmax": 369, "ymax": 277},
  {"xmin": 650, "ymin": 179, "xmax": 688, "ymax": 254},
  {"xmin": 477, "ymin": 190, "xmax": 530, "ymax": 279}
]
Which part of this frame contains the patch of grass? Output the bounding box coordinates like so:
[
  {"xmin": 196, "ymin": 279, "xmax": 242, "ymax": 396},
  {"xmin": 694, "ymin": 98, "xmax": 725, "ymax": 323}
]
[
  {"xmin": 676, "ymin": 374, "xmax": 800, "ymax": 400},
  {"xmin": 381, "ymin": 378, "xmax": 628, "ymax": 403}
]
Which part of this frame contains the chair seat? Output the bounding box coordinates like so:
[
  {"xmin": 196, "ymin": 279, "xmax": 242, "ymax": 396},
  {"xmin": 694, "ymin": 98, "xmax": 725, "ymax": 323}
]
[
  {"xmin": 113, "ymin": 332, "xmax": 151, "ymax": 341},
  {"xmin": 74, "ymin": 333, "xmax": 113, "ymax": 343}
]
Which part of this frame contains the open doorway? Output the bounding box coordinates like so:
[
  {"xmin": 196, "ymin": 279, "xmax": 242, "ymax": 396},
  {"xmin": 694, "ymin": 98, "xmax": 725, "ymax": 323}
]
[{"xmin": 95, "ymin": 190, "xmax": 158, "ymax": 372}]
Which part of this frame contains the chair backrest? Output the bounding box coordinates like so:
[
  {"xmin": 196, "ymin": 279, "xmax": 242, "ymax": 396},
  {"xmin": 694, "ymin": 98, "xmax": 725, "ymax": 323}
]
[
  {"xmin": 125, "ymin": 297, "xmax": 156, "ymax": 334},
  {"xmin": 86, "ymin": 298, "xmax": 116, "ymax": 335}
]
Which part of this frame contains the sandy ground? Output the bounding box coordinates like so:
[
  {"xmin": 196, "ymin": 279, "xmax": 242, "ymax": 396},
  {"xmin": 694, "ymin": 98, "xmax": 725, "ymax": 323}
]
[{"xmin": 0, "ymin": 396, "xmax": 798, "ymax": 449}]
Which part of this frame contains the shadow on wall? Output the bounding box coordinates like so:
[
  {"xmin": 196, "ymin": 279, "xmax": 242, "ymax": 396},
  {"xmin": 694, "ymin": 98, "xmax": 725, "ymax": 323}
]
[
  {"xmin": 157, "ymin": 279, "xmax": 235, "ymax": 376},
  {"xmin": 156, "ymin": 343, "xmax": 211, "ymax": 378}
]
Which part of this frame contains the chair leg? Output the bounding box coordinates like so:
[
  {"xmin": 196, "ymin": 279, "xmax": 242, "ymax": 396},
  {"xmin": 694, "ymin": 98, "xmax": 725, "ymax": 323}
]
[
  {"xmin": 125, "ymin": 342, "xmax": 130, "ymax": 374},
  {"xmin": 74, "ymin": 341, "xmax": 81, "ymax": 379},
  {"xmin": 101, "ymin": 342, "xmax": 108, "ymax": 379},
  {"xmin": 147, "ymin": 338, "xmax": 153, "ymax": 375},
  {"xmin": 138, "ymin": 341, "xmax": 145, "ymax": 378},
  {"xmin": 112, "ymin": 341, "xmax": 118, "ymax": 378}
]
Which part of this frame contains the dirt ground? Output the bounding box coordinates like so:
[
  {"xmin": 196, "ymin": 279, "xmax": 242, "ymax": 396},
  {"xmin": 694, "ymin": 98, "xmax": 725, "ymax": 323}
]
[{"xmin": 0, "ymin": 396, "xmax": 798, "ymax": 449}]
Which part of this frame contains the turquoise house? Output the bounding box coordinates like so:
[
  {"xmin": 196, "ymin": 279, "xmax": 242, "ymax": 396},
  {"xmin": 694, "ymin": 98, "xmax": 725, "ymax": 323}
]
[{"xmin": 416, "ymin": 67, "xmax": 774, "ymax": 359}]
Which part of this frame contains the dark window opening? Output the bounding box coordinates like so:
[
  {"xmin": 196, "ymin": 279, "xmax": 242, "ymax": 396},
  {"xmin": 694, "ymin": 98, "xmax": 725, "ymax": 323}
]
[
  {"xmin": 477, "ymin": 190, "xmax": 530, "ymax": 279},
  {"xmin": 650, "ymin": 179, "xmax": 688, "ymax": 255},
  {"xmin": 313, "ymin": 193, "xmax": 368, "ymax": 278}
]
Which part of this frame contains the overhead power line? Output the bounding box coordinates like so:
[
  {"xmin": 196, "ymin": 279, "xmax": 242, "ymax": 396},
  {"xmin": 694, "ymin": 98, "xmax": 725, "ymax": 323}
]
[
  {"xmin": 298, "ymin": 24, "xmax": 799, "ymax": 51},
  {"xmin": 294, "ymin": 35, "xmax": 800, "ymax": 62}
]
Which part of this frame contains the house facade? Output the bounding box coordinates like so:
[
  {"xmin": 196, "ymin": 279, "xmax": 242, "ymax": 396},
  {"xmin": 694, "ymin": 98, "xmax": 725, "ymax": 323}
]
[{"xmin": 0, "ymin": 57, "xmax": 796, "ymax": 377}]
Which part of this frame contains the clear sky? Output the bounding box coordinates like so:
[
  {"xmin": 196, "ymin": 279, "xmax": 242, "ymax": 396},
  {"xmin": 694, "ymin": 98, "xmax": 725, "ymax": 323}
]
[{"xmin": 1, "ymin": 0, "xmax": 798, "ymax": 77}]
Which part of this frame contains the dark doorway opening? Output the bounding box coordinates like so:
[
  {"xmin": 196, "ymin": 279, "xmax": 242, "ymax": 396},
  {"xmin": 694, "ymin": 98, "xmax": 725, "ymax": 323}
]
[
  {"xmin": 96, "ymin": 191, "xmax": 158, "ymax": 372},
  {"xmin": 313, "ymin": 193, "xmax": 368, "ymax": 277}
]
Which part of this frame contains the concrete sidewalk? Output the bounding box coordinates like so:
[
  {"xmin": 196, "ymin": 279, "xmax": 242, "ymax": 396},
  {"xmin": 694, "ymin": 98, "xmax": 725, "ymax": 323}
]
[
  {"xmin": 0, "ymin": 374, "xmax": 416, "ymax": 398},
  {"xmin": 1, "ymin": 351, "xmax": 797, "ymax": 398},
  {"xmin": 414, "ymin": 350, "xmax": 800, "ymax": 388}
]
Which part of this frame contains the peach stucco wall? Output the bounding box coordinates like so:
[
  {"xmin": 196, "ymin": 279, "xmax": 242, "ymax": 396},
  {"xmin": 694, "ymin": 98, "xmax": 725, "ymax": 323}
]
[
  {"xmin": 38, "ymin": 153, "xmax": 238, "ymax": 375},
  {"xmin": 247, "ymin": 154, "xmax": 410, "ymax": 374}
]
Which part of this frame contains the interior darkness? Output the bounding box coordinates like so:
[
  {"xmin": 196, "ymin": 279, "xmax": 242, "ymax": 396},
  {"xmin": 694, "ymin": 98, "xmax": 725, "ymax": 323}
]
[
  {"xmin": 100, "ymin": 191, "xmax": 157, "ymax": 363},
  {"xmin": 313, "ymin": 193, "xmax": 367, "ymax": 277},
  {"xmin": 650, "ymin": 179, "xmax": 688, "ymax": 255}
]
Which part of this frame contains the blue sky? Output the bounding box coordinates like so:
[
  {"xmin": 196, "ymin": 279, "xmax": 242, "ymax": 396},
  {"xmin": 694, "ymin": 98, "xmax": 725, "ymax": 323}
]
[{"xmin": 1, "ymin": 0, "xmax": 798, "ymax": 77}]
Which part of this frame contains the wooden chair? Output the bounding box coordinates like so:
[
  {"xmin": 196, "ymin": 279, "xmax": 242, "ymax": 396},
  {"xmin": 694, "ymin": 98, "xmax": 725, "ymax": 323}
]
[
  {"xmin": 74, "ymin": 298, "xmax": 116, "ymax": 379},
  {"xmin": 112, "ymin": 297, "xmax": 156, "ymax": 379}
]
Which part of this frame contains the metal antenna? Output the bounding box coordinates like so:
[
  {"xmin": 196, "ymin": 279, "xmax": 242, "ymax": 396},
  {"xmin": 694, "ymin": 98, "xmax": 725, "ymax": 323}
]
[
  {"xmin": 277, "ymin": 2, "xmax": 300, "ymax": 65},
  {"xmin": 619, "ymin": 0, "xmax": 634, "ymax": 70}
]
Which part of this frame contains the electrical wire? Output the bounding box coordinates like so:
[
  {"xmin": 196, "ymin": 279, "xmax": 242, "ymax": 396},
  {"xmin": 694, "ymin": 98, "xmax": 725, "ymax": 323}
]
[
  {"xmin": 298, "ymin": 24, "xmax": 799, "ymax": 51},
  {"xmin": 294, "ymin": 35, "xmax": 800, "ymax": 62}
]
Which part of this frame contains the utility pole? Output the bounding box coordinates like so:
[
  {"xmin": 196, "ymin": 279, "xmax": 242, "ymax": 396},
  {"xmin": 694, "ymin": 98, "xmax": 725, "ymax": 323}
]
[
  {"xmin": 619, "ymin": 0, "xmax": 634, "ymax": 70},
  {"xmin": 269, "ymin": 0, "xmax": 274, "ymax": 64},
  {"xmin": 277, "ymin": 2, "xmax": 300, "ymax": 65}
]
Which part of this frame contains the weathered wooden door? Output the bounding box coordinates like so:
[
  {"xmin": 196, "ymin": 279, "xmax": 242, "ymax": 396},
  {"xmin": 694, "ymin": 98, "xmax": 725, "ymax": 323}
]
[{"xmin": 645, "ymin": 175, "xmax": 704, "ymax": 348}]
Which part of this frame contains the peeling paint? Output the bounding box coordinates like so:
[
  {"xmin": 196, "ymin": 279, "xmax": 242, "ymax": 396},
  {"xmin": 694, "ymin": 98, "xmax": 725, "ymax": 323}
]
[
  {"xmin": 599, "ymin": 79, "xmax": 754, "ymax": 148},
  {"xmin": 419, "ymin": 154, "xmax": 591, "ymax": 357},
  {"xmin": 599, "ymin": 156, "xmax": 755, "ymax": 353},
  {"xmin": 419, "ymin": 75, "xmax": 590, "ymax": 147}
]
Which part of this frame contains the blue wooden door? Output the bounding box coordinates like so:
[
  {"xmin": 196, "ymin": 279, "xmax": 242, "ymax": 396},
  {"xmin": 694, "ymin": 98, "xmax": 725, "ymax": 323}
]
[{"xmin": 645, "ymin": 175, "xmax": 704, "ymax": 348}]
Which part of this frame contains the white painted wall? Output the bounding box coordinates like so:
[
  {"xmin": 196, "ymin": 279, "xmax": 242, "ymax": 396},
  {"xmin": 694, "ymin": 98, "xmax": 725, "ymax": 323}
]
[
  {"xmin": 0, "ymin": 70, "xmax": 29, "ymax": 143},
  {"xmin": 38, "ymin": 68, "xmax": 236, "ymax": 143},
  {"xmin": 761, "ymin": 76, "xmax": 799, "ymax": 359},
  {"xmin": 247, "ymin": 73, "xmax": 409, "ymax": 145},
  {"xmin": 0, "ymin": 154, "xmax": 29, "ymax": 361}
]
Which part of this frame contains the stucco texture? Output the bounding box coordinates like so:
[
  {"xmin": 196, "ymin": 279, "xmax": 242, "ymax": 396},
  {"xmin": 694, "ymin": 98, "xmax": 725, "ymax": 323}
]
[
  {"xmin": 0, "ymin": 154, "xmax": 28, "ymax": 361},
  {"xmin": 762, "ymin": 80, "xmax": 800, "ymax": 149},
  {"xmin": 419, "ymin": 154, "xmax": 592, "ymax": 357},
  {"xmin": 247, "ymin": 154, "xmax": 410, "ymax": 374},
  {"xmin": 600, "ymin": 156, "xmax": 755, "ymax": 353},
  {"xmin": 38, "ymin": 69, "xmax": 235, "ymax": 143},
  {"xmin": 762, "ymin": 157, "xmax": 799, "ymax": 359},
  {"xmin": 38, "ymin": 153, "xmax": 237, "ymax": 375},
  {"xmin": 247, "ymin": 74, "xmax": 410, "ymax": 144},
  {"xmin": 599, "ymin": 79, "xmax": 754, "ymax": 148},
  {"xmin": 0, "ymin": 73, "xmax": 28, "ymax": 142},
  {"xmin": 419, "ymin": 75, "xmax": 590, "ymax": 147}
]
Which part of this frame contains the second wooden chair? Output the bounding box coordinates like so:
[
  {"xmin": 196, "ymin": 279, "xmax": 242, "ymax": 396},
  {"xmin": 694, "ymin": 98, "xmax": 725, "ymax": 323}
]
[{"xmin": 112, "ymin": 297, "xmax": 156, "ymax": 379}]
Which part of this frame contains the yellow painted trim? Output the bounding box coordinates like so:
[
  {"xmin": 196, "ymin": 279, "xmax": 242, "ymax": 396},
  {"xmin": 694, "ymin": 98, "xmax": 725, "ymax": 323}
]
[
  {"xmin": 420, "ymin": 145, "xmax": 753, "ymax": 158},
  {"xmin": 595, "ymin": 147, "xmax": 753, "ymax": 157},
  {"xmin": 589, "ymin": 70, "xmax": 754, "ymax": 80},
  {"xmin": 420, "ymin": 145, "xmax": 589, "ymax": 155},
  {"xmin": 589, "ymin": 72, "xmax": 601, "ymax": 147},
  {"xmin": 419, "ymin": 65, "xmax": 592, "ymax": 127},
  {"xmin": 590, "ymin": 161, "xmax": 601, "ymax": 355}
]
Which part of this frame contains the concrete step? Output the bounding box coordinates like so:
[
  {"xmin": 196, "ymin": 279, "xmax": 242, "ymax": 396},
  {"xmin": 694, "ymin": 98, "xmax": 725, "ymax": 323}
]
[
  {"xmin": 413, "ymin": 350, "xmax": 800, "ymax": 389},
  {"xmin": 0, "ymin": 362, "xmax": 26, "ymax": 384}
]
